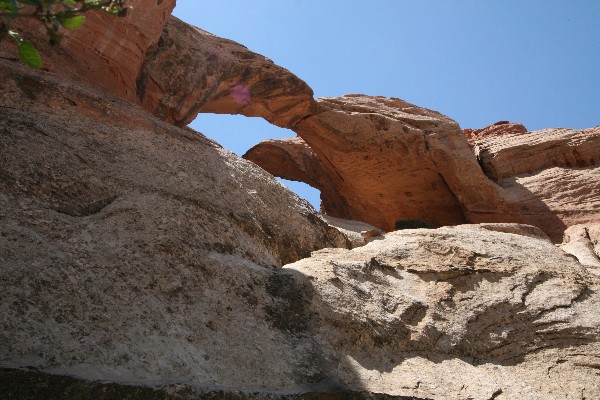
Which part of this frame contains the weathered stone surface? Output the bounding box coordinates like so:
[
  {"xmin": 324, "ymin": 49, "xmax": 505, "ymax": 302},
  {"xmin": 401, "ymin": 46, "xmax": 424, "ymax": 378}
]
[
  {"xmin": 2, "ymin": 9, "xmax": 600, "ymax": 399},
  {"xmin": 474, "ymin": 127, "xmax": 600, "ymax": 241},
  {"xmin": 463, "ymin": 121, "xmax": 527, "ymax": 141},
  {"xmin": 474, "ymin": 127, "xmax": 600, "ymax": 181},
  {"xmin": 321, "ymin": 215, "xmax": 384, "ymax": 248},
  {"xmin": 0, "ymin": 56, "xmax": 351, "ymax": 394},
  {"xmin": 3, "ymin": 197, "xmax": 599, "ymax": 399},
  {"xmin": 0, "ymin": 0, "xmax": 175, "ymax": 103},
  {"xmin": 286, "ymin": 224, "xmax": 600, "ymax": 399},
  {"xmin": 0, "ymin": 58, "xmax": 347, "ymax": 266},
  {"xmin": 243, "ymin": 137, "xmax": 341, "ymax": 213},
  {"xmin": 248, "ymin": 95, "xmax": 513, "ymax": 231},
  {"xmin": 137, "ymin": 17, "xmax": 315, "ymax": 126},
  {"xmin": 562, "ymin": 223, "xmax": 600, "ymax": 275}
]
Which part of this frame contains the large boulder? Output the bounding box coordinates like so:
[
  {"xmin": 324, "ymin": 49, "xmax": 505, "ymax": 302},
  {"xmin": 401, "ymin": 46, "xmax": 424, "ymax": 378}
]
[
  {"xmin": 285, "ymin": 224, "xmax": 600, "ymax": 399},
  {"xmin": 0, "ymin": 58, "xmax": 347, "ymax": 267}
]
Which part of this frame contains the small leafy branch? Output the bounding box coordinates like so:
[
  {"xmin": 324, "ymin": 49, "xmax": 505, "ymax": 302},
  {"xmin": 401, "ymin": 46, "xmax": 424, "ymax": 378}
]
[{"xmin": 0, "ymin": 0, "xmax": 128, "ymax": 68}]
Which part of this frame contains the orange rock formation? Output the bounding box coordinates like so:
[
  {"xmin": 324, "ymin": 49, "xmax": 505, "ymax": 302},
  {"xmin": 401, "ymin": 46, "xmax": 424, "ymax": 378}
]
[
  {"xmin": 3, "ymin": 1, "xmax": 597, "ymax": 241},
  {"xmin": 463, "ymin": 121, "xmax": 527, "ymax": 141}
]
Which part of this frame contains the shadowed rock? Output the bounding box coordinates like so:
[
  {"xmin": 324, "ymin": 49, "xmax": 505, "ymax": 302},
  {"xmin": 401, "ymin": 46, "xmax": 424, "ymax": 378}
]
[
  {"xmin": 474, "ymin": 126, "xmax": 600, "ymax": 241},
  {"xmin": 137, "ymin": 17, "xmax": 316, "ymax": 127}
]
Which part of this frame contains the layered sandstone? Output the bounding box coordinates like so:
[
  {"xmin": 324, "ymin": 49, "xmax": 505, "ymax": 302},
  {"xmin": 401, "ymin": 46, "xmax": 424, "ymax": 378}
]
[
  {"xmin": 463, "ymin": 121, "xmax": 527, "ymax": 141},
  {"xmin": 473, "ymin": 127, "xmax": 600, "ymax": 240},
  {"xmin": 0, "ymin": 0, "xmax": 176, "ymax": 103},
  {"xmin": 248, "ymin": 95, "xmax": 514, "ymax": 231}
]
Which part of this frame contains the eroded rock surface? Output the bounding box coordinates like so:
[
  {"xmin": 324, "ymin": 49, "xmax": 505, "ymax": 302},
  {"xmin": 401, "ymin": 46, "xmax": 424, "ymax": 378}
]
[
  {"xmin": 137, "ymin": 17, "xmax": 315, "ymax": 126},
  {"xmin": 0, "ymin": 58, "xmax": 347, "ymax": 266},
  {"xmin": 286, "ymin": 224, "xmax": 600, "ymax": 399},
  {"xmin": 463, "ymin": 121, "xmax": 527, "ymax": 141},
  {"xmin": 0, "ymin": 0, "xmax": 176, "ymax": 103},
  {"xmin": 474, "ymin": 127, "xmax": 600, "ymax": 241},
  {"xmin": 2, "ymin": 5, "xmax": 600, "ymax": 399},
  {"xmin": 249, "ymin": 95, "xmax": 513, "ymax": 231},
  {"xmin": 562, "ymin": 223, "xmax": 600, "ymax": 275},
  {"xmin": 3, "ymin": 194, "xmax": 599, "ymax": 399}
]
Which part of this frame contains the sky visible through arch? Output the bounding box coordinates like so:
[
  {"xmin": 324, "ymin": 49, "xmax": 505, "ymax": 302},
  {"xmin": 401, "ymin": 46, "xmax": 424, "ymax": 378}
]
[{"xmin": 173, "ymin": 1, "xmax": 600, "ymax": 210}]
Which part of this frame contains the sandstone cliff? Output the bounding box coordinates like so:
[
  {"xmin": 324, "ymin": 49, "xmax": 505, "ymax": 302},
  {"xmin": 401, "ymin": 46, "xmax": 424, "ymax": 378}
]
[
  {"xmin": 1, "ymin": 2, "xmax": 600, "ymax": 399},
  {"xmin": 473, "ymin": 126, "xmax": 600, "ymax": 241}
]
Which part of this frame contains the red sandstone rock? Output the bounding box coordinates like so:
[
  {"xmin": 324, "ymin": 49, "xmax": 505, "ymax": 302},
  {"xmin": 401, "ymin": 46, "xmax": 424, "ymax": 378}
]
[
  {"xmin": 247, "ymin": 95, "xmax": 514, "ymax": 231},
  {"xmin": 137, "ymin": 17, "xmax": 315, "ymax": 126},
  {"xmin": 244, "ymin": 137, "xmax": 338, "ymax": 213},
  {"xmin": 472, "ymin": 126, "xmax": 600, "ymax": 241},
  {"xmin": 463, "ymin": 121, "xmax": 527, "ymax": 141},
  {"xmin": 0, "ymin": 0, "xmax": 175, "ymax": 103},
  {"xmin": 4, "ymin": 5, "xmax": 596, "ymax": 242}
]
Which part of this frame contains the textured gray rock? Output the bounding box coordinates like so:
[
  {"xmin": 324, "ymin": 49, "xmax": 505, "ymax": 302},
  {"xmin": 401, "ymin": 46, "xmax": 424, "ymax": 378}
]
[
  {"xmin": 3, "ymin": 102, "xmax": 600, "ymax": 398},
  {"xmin": 286, "ymin": 225, "xmax": 600, "ymax": 399}
]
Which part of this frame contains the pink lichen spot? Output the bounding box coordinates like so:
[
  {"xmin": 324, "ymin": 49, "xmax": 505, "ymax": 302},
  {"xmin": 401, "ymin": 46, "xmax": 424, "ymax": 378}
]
[{"xmin": 230, "ymin": 83, "xmax": 251, "ymax": 106}]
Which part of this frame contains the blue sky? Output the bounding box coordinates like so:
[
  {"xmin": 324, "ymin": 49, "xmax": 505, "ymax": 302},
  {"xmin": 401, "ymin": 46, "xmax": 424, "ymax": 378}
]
[{"xmin": 173, "ymin": 1, "xmax": 600, "ymax": 209}]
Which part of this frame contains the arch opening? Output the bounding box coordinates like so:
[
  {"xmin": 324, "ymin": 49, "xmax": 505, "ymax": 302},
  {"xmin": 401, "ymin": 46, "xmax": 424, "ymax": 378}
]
[{"xmin": 189, "ymin": 113, "xmax": 321, "ymax": 209}]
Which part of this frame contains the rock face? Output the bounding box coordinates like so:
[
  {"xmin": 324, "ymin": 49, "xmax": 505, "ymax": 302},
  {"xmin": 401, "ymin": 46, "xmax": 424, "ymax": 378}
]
[
  {"xmin": 3, "ymin": 169, "xmax": 600, "ymax": 400},
  {"xmin": 243, "ymin": 137, "xmax": 338, "ymax": 212},
  {"xmin": 473, "ymin": 127, "xmax": 600, "ymax": 241},
  {"xmin": 137, "ymin": 16, "xmax": 315, "ymax": 127},
  {"xmin": 0, "ymin": 58, "xmax": 348, "ymax": 267},
  {"xmin": 2, "ymin": 5, "xmax": 600, "ymax": 399},
  {"xmin": 561, "ymin": 223, "xmax": 600, "ymax": 275},
  {"xmin": 463, "ymin": 121, "xmax": 527, "ymax": 141},
  {"xmin": 0, "ymin": 0, "xmax": 176, "ymax": 103},
  {"xmin": 248, "ymin": 95, "xmax": 513, "ymax": 231},
  {"xmin": 286, "ymin": 224, "xmax": 600, "ymax": 399},
  {"xmin": 247, "ymin": 106, "xmax": 600, "ymax": 241}
]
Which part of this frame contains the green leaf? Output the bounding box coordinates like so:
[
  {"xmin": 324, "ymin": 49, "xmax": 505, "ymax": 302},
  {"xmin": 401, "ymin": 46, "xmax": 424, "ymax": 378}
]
[
  {"xmin": 18, "ymin": 41, "xmax": 42, "ymax": 68},
  {"xmin": 57, "ymin": 14, "xmax": 85, "ymax": 29},
  {"xmin": 0, "ymin": 1, "xmax": 17, "ymax": 12}
]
